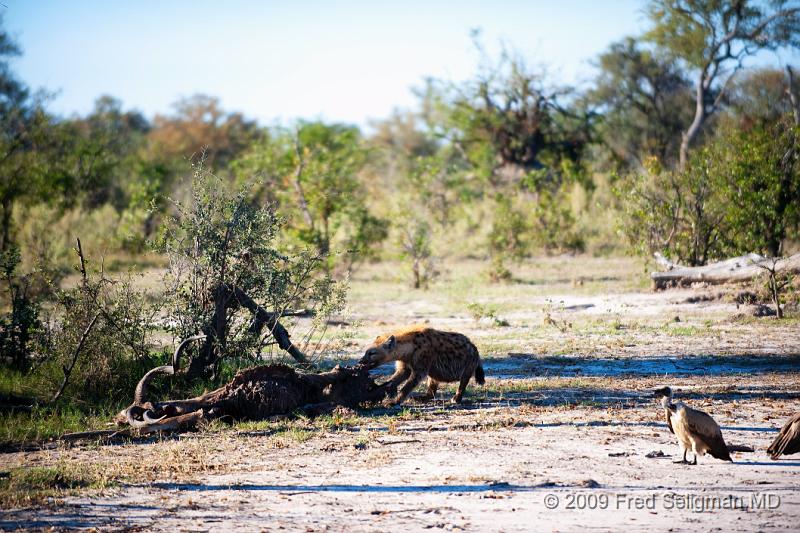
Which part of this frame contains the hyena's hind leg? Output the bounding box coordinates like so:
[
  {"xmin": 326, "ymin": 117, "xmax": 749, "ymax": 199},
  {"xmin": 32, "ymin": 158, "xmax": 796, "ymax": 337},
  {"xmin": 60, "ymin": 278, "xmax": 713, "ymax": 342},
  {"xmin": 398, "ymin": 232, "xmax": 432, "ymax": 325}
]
[
  {"xmin": 421, "ymin": 377, "xmax": 439, "ymax": 401},
  {"xmin": 452, "ymin": 370, "xmax": 472, "ymax": 404}
]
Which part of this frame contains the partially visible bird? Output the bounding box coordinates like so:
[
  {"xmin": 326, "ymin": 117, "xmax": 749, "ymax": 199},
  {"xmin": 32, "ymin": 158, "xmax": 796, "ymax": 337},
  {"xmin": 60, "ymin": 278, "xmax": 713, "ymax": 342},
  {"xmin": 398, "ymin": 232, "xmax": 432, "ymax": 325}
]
[
  {"xmin": 767, "ymin": 412, "xmax": 800, "ymax": 459},
  {"xmin": 653, "ymin": 386, "xmax": 732, "ymax": 465}
]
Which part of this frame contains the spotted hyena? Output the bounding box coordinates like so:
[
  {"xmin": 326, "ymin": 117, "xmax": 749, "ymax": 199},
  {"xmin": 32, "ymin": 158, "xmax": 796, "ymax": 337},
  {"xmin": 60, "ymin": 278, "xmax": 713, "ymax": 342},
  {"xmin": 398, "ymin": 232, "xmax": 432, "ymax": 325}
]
[{"xmin": 359, "ymin": 325, "xmax": 485, "ymax": 405}]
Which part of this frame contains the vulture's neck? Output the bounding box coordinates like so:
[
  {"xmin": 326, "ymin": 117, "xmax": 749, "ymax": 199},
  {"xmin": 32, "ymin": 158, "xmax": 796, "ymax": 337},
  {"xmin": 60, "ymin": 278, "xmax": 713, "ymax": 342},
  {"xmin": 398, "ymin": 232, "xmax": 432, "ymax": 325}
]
[{"xmin": 661, "ymin": 396, "xmax": 676, "ymax": 411}]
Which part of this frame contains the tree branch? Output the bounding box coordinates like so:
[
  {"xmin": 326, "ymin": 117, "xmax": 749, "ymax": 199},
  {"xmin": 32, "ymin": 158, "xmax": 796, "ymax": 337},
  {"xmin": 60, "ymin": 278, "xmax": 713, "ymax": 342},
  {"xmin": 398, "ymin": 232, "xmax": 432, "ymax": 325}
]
[{"xmin": 51, "ymin": 312, "xmax": 101, "ymax": 403}]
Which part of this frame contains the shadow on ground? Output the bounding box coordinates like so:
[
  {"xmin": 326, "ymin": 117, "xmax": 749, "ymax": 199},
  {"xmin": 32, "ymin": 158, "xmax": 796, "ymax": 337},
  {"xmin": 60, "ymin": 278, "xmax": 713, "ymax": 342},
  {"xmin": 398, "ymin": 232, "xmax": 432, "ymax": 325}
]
[
  {"xmin": 370, "ymin": 384, "xmax": 799, "ymax": 415},
  {"xmin": 481, "ymin": 353, "xmax": 800, "ymax": 379}
]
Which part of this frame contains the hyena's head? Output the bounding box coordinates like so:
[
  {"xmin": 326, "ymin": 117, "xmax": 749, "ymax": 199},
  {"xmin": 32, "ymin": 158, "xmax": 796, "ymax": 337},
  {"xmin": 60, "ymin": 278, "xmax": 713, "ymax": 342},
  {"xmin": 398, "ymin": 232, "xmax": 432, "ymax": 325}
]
[{"xmin": 359, "ymin": 335, "xmax": 397, "ymax": 369}]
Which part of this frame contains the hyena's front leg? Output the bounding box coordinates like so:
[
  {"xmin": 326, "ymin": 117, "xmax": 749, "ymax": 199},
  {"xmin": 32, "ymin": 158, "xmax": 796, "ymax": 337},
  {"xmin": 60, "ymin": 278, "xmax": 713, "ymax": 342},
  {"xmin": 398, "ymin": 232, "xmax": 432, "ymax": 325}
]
[
  {"xmin": 384, "ymin": 363, "xmax": 411, "ymax": 388},
  {"xmin": 387, "ymin": 371, "xmax": 423, "ymax": 406}
]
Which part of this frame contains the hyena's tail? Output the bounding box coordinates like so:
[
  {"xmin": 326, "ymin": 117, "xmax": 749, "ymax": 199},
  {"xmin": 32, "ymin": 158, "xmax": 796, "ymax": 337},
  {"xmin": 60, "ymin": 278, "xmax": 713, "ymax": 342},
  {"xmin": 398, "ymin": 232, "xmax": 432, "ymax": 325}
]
[{"xmin": 474, "ymin": 363, "xmax": 485, "ymax": 385}]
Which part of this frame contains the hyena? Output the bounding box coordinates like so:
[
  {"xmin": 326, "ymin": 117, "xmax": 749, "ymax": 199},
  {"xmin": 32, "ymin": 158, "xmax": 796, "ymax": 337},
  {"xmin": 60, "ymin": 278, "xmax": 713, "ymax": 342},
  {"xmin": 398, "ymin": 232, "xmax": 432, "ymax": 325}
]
[{"xmin": 359, "ymin": 325, "xmax": 485, "ymax": 405}]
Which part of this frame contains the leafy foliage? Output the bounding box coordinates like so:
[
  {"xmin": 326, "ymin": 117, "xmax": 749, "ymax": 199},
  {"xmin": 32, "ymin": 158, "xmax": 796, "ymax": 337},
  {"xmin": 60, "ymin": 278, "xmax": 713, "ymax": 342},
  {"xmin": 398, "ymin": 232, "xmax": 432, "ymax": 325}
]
[
  {"xmin": 148, "ymin": 94, "xmax": 261, "ymax": 170},
  {"xmin": 0, "ymin": 246, "xmax": 41, "ymax": 369},
  {"xmin": 0, "ymin": 18, "xmax": 52, "ymax": 252},
  {"xmin": 619, "ymin": 116, "xmax": 800, "ymax": 264},
  {"xmin": 618, "ymin": 152, "xmax": 727, "ymax": 265},
  {"xmin": 589, "ymin": 37, "xmax": 692, "ymax": 169},
  {"xmin": 158, "ymin": 167, "xmax": 346, "ymax": 374},
  {"xmin": 716, "ymin": 117, "xmax": 800, "ymax": 256},
  {"xmin": 487, "ymin": 196, "xmax": 530, "ymax": 281},
  {"xmin": 645, "ymin": 0, "xmax": 800, "ymax": 165},
  {"xmin": 425, "ymin": 45, "xmax": 592, "ymax": 188},
  {"xmin": 399, "ymin": 218, "xmax": 438, "ymax": 289},
  {"xmin": 39, "ymin": 256, "xmax": 161, "ymax": 403},
  {"xmin": 233, "ymin": 122, "xmax": 387, "ymax": 270},
  {"xmin": 530, "ymin": 188, "xmax": 586, "ymax": 254}
]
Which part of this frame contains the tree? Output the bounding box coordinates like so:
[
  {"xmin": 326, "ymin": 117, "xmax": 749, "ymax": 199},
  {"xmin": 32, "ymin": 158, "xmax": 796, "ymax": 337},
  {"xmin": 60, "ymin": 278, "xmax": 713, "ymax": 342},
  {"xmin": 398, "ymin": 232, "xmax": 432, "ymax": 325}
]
[
  {"xmin": 0, "ymin": 17, "xmax": 51, "ymax": 251},
  {"xmin": 487, "ymin": 195, "xmax": 531, "ymax": 280},
  {"xmin": 398, "ymin": 218, "xmax": 438, "ymax": 289},
  {"xmin": 620, "ymin": 116, "xmax": 800, "ymax": 263},
  {"xmin": 619, "ymin": 152, "xmax": 728, "ymax": 266},
  {"xmin": 368, "ymin": 110, "xmax": 438, "ymax": 176},
  {"xmin": 149, "ymin": 94, "xmax": 261, "ymax": 170},
  {"xmin": 717, "ymin": 116, "xmax": 800, "ymax": 256},
  {"xmin": 48, "ymin": 96, "xmax": 150, "ymax": 209},
  {"xmin": 234, "ymin": 122, "xmax": 387, "ymax": 269},
  {"xmin": 0, "ymin": 245, "xmax": 41, "ymax": 369},
  {"xmin": 430, "ymin": 50, "xmax": 592, "ymax": 188},
  {"xmin": 159, "ymin": 169, "xmax": 346, "ymax": 379},
  {"xmin": 723, "ymin": 66, "xmax": 798, "ymax": 127},
  {"xmin": 589, "ymin": 37, "xmax": 693, "ymax": 169},
  {"xmin": 645, "ymin": 0, "xmax": 800, "ymax": 169},
  {"xmin": 418, "ymin": 43, "xmax": 593, "ymax": 267}
]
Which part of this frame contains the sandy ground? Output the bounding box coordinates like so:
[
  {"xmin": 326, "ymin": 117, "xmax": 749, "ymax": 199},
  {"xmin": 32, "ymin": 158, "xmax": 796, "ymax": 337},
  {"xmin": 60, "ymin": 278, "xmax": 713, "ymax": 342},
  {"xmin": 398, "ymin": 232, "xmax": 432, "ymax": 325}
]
[{"xmin": 2, "ymin": 257, "xmax": 800, "ymax": 532}]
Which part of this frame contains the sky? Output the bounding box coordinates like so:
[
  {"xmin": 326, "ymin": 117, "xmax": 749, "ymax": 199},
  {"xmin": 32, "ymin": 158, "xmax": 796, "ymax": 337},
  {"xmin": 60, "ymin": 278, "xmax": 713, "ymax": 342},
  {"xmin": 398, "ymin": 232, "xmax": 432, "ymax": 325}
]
[{"xmin": 3, "ymin": 0, "xmax": 798, "ymax": 128}]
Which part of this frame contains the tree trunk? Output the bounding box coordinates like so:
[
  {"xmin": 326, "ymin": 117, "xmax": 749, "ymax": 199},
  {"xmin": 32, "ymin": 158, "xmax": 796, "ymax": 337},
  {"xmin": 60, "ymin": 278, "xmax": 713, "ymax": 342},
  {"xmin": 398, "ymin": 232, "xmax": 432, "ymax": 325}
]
[
  {"xmin": 787, "ymin": 66, "xmax": 800, "ymax": 127},
  {"xmin": 679, "ymin": 83, "xmax": 708, "ymax": 171},
  {"xmin": 770, "ymin": 276, "xmax": 784, "ymax": 319},
  {"xmin": 0, "ymin": 197, "xmax": 12, "ymax": 252},
  {"xmin": 188, "ymin": 283, "xmax": 311, "ymax": 379},
  {"xmin": 412, "ymin": 258, "xmax": 421, "ymax": 289}
]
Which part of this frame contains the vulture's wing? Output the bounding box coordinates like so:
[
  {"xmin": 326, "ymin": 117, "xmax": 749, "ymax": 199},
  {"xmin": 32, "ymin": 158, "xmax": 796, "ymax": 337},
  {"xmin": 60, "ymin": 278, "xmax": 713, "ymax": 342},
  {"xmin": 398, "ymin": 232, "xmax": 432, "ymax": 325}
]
[
  {"xmin": 768, "ymin": 413, "xmax": 800, "ymax": 459},
  {"xmin": 685, "ymin": 406, "xmax": 732, "ymax": 461}
]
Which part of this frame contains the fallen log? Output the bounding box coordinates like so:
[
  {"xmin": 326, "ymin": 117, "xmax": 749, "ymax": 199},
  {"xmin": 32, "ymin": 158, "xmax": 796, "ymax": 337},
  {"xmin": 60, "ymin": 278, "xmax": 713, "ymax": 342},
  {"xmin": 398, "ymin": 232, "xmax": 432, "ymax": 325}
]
[{"xmin": 650, "ymin": 253, "xmax": 800, "ymax": 290}]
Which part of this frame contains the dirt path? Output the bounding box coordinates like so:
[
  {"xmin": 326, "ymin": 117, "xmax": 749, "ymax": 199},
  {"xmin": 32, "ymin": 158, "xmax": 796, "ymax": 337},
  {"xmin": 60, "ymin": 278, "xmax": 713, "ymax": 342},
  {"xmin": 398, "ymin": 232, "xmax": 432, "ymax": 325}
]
[
  {"xmin": 4, "ymin": 372, "xmax": 800, "ymax": 532},
  {"xmin": 2, "ymin": 258, "xmax": 800, "ymax": 531}
]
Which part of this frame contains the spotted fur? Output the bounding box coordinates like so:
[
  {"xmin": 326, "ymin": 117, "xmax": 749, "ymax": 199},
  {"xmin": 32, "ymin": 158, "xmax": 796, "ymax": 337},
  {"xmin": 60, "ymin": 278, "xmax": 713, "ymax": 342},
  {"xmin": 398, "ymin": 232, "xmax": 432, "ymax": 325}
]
[{"xmin": 359, "ymin": 325, "xmax": 485, "ymax": 405}]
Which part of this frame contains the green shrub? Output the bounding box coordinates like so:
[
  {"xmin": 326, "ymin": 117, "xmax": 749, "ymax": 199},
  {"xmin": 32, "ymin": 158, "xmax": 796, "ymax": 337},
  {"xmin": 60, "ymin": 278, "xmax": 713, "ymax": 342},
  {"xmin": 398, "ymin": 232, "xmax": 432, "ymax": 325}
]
[
  {"xmin": 618, "ymin": 152, "xmax": 727, "ymax": 265},
  {"xmin": 37, "ymin": 264, "xmax": 162, "ymax": 404},
  {"xmin": 487, "ymin": 196, "xmax": 530, "ymax": 281},
  {"xmin": 398, "ymin": 218, "xmax": 438, "ymax": 289},
  {"xmin": 619, "ymin": 117, "xmax": 800, "ymax": 265},
  {"xmin": 716, "ymin": 117, "xmax": 800, "ymax": 257},
  {"xmin": 0, "ymin": 246, "xmax": 42, "ymax": 369},
  {"xmin": 157, "ymin": 167, "xmax": 347, "ymax": 378}
]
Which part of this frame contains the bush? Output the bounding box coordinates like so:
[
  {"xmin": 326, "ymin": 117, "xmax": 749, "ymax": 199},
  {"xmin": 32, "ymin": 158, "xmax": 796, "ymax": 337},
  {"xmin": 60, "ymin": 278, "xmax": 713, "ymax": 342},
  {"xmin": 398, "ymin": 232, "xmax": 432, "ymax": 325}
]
[
  {"xmin": 619, "ymin": 117, "xmax": 800, "ymax": 265},
  {"xmin": 530, "ymin": 188, "xmax": 586, "ymax": 254},
  {"xmin": 618, "ymin": 153, "xmax": 727, "ymax": 265},
  {"xmin": 487, "ymin": 195, "xmax": 530, "ymax": 281},
  {"xmin": 157, "ymin": 167, "xmax": 347, "ymax": 378},
  {"xmin": 37, "ymin": 254, "xmax": 161, "ymax": 404},
  {"xmin": 0, "ymin": 246, "xmax": 42, "ymax": 369},
  {"xmin": 716, "ymin": 117, "xmax": 800, "ymax": 257},
  {"xmin": 398, "ymin": 218, "xmax": 438, "ymax": 289},
  {"xmin": 232, "ymin": 122, "xmax": 387, "ymax": 272}
]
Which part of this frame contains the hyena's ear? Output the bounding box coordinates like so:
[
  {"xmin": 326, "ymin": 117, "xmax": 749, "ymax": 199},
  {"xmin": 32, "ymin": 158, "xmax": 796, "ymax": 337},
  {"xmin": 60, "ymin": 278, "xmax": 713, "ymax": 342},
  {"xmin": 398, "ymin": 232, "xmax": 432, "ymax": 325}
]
[{"xmin": 382, "ymin": 335, "xmax": 396, "ymax": 351}]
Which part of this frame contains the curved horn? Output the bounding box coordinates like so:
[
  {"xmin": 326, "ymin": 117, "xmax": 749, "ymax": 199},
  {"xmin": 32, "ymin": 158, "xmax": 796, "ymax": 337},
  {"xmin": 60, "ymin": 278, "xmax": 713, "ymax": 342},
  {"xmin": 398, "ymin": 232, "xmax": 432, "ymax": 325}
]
[
  {"xmin": 171, "ymin": 334, "xmax": 207, "ymax": 371},
  {"xmin": 143, "ymin": 410, "xmax": 168, "ymax": 424},
  {"xmin": 133, "ymin": 365, "xmax": 175, "ymax": 406},
  {"xmin": 124, "ymin": 404, "xmax": 173, "ymax": 429},
  {"xmin": 132, "ymin": 335, "xmax": 206, "ymax": 406},
  {"xmin": 124, "ymin": 405, "xmax": 152, "ymax": 428}
]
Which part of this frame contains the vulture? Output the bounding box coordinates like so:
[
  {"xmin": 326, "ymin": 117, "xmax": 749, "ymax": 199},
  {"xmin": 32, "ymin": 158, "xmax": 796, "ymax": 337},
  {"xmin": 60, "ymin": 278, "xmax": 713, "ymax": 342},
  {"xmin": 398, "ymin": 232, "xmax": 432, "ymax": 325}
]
[
  {"xmin": 767, "ymin": 412, "xmax": 800, "ymax": 459},
  {"xmin": 653, "ymin": 386, "xmax": 732, "ymax": 465}
]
